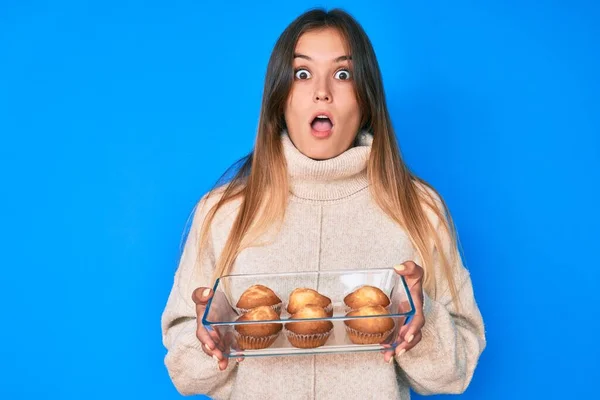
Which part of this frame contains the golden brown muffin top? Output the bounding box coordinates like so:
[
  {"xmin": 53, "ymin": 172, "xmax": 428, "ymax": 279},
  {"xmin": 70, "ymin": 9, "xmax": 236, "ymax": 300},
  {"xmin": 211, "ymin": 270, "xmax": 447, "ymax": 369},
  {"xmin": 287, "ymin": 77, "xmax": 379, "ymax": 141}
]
[
  {"xmin": 344, "ymin": 305, "xmax": 394, "ymax": 334},
  {"xmin": 285, "ymin": 305, "xmax": 333, "ymax": 335},
  {"xmin": 287, "ymin": 288, "xmax": 331, "ymax": 314},
  {"xmin": 234, "ymin": 305, "xmax": 282, "ymax": 337},
  {"xmin": 343, "ymin": 285, "xmax": 390, "ymax": 310},
  {"xmin": 235, "ymin": 284, "xmax": 281, "ymax": 309}
]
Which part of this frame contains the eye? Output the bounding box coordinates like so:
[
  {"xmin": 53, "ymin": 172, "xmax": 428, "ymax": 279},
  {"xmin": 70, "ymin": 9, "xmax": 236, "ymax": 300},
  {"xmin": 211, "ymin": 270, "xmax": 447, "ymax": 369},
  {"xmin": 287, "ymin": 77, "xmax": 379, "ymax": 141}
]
[
  {"xmin": 294, "ymin": 69, "xmax": 312, "ymax": 80},
  {"xmin": 334, "ymin": 69, "xmax": 352, "ymax": 80}
]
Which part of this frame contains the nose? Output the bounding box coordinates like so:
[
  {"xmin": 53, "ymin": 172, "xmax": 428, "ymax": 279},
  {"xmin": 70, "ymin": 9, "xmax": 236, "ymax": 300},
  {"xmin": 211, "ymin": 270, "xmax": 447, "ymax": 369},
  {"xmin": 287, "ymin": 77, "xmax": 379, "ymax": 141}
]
[{"xmin": 313, "ymin": 80, "xmax": 332, "ymax": 103}]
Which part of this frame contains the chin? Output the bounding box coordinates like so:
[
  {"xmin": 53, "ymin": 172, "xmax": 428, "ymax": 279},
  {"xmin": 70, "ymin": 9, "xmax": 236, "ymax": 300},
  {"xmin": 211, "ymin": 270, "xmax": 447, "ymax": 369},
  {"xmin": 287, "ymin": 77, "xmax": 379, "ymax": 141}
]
[{"xmin": 289, "ymin": 132, "xmax": 343, "ymax": 160}]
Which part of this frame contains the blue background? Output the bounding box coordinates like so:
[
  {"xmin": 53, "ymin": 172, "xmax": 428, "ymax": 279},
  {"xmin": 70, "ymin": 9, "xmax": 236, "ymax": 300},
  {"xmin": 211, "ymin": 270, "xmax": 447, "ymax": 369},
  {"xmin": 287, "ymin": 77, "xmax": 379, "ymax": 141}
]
[{"xmin": 1, "ymin": 0, "xmax": 598, "ymax": 399}]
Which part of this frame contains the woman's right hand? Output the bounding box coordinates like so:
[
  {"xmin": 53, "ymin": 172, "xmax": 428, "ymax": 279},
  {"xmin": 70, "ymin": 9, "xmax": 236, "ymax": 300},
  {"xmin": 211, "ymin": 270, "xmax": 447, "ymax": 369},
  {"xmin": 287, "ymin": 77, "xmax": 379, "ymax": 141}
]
[{"xmin": 192, "ymin": 287, "xmax": 242, "ymax": 371}]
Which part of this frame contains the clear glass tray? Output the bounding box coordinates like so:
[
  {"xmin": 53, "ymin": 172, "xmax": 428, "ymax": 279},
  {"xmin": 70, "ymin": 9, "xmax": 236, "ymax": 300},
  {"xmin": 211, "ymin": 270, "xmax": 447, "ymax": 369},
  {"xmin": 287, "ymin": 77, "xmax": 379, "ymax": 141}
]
[{"xmin": 202, "ymin": 268, "xmax": 415, "ymax": 358}]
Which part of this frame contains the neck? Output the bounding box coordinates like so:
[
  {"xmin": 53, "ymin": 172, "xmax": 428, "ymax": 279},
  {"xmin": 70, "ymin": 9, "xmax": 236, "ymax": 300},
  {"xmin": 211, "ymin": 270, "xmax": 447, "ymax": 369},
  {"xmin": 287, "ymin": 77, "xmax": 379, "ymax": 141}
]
[{"xmin": 281, "ymin": 131, "xmax": 372, "ymax": 201}]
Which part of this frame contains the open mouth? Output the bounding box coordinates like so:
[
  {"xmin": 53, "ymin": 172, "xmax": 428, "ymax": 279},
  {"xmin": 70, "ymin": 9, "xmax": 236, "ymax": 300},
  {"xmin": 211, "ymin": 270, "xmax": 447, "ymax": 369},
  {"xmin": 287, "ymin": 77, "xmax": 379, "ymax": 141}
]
[{"xmin": 310, "ymin": 115, "xmax": 334, "ymax": 132}]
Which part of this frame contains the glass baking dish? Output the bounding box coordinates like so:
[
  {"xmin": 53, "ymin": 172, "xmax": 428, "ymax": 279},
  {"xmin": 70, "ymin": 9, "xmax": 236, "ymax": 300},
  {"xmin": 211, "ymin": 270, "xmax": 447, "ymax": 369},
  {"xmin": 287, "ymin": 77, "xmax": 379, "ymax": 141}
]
[{"xmin": 202, "ymin": 268, "xmax": 415, "ymax": 358}]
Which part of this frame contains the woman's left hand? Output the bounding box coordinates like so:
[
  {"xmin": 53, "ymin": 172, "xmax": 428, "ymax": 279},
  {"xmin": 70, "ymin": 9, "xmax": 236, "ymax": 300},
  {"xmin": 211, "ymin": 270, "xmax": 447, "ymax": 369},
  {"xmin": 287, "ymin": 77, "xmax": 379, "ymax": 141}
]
[{"xmin": 383, "ymin": 261, "xmax": 426, "ymax": 363}]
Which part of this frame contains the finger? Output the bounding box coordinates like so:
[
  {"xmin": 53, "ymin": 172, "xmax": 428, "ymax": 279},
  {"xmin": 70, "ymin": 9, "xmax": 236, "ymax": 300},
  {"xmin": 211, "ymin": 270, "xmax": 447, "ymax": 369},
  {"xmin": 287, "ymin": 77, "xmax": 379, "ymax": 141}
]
[
  {"xmin": 209, "ymin": 343, "xmax": 225, "ymax": 366},
  {"xmin": 394, "ymin": 263, "xmax": 425, "ymax": 317},
  {"xmin": 199, "ymin": 337, "xmax": 225, "ymax": 367},
  {"xmin": 204, "ymin": 345, "xmax": 226, "ymax": 369},
  {"xmin": 215, "ymin": 332, "xmax": 234, "ymax": 371},
  {"xmin": 380, "ymin": 343, "xmax": 392, "ymax": 354},
  {"xmin": 381, "ymin": 344, "xmax": 395, "ymax": 363},
  {"xmin": 200, "ymin": 340, "xmax": 224, "ymax": 363},
  {"xmin": 398, "ymin": 323, "xmax": 410, "ymax": 343},
  {"xmin": 196, "ymin": 325, "xmax": 217, "ymax": 352},
  {"xmin": 383, "ymin": 321, "xmax": 410, "ymax": 363},
  {"xmin": 383, "ymin": 351, "xmax": 395, "ymax": 363},
  {"xmin": 206, "ymin": 327, "xmax": 221, "ymax": 344},
  {"xmin": 192, "ymin": 287, "xmax": 213, "ymax": 305},
  {"xmin": 201, "ymin": 342, "xmax": 213, "ymax": 357},
  {"xmin": 402, "ymin": 313, "xmax": 425, "ymax": 344},
  {"xmin": 218, "ymin": 357, "xmax": 229, "ymax": 371},
  {"xmin": 393, "ymin": 261, "xmax": 424, "ymax": 280},
  {"xmin": 221, "ymin": 332, "xmax": 234, "ymax": 361},
  {"xmin": 381, "ymin": 338, "xmax": 403, "ymax": 364},
  {"xmin": 395, "ymin": 330, "xmax": 422, "ymax": 356},
  {"xmin": 390, "ymin": 314, "xmax": 424, "ymax": 359}
]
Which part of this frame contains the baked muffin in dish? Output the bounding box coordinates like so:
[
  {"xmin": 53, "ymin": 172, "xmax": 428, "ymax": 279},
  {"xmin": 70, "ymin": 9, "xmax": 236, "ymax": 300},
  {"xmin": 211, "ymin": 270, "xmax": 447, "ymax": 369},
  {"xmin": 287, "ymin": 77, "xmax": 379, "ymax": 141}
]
[
  {"xmin": 234, "ymin": 305, "xmax": 282, "ymax": 349},
  {"xmin": 287, "ymin": 288, "xmax": 333, "ymax": 317},
  {"xmin": 343, "ymin": 285, "xmax": 390, "ymax": 311},
  {"xmin": 344, "ymin": 305, "xmax": 395, "ymax": 344},
  {"xmin": 284, "ymin": 305, "xmax": 333, "ymax": 348},
  {"xmin": 235, "ymin": 284, "xmax": 282, "ymax": 315}
]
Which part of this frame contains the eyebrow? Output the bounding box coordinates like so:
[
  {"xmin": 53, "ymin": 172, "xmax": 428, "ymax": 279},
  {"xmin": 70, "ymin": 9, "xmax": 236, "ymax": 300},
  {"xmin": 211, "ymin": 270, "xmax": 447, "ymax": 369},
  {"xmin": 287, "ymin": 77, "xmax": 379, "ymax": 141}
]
[{"xmin": 293, "ymin": 53, "xmax": 352, "ymax": 62}]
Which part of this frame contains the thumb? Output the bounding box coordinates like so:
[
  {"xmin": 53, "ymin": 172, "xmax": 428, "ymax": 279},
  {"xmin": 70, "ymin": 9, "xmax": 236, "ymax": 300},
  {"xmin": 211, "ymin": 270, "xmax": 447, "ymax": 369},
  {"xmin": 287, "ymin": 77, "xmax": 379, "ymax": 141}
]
[
  {"xmin": 192, "ymin": 287, "xmax": 213, "ymax": 306},
  {"xmin": 393, "ymin": 261, "xmax": 423, "ymax": 280}
]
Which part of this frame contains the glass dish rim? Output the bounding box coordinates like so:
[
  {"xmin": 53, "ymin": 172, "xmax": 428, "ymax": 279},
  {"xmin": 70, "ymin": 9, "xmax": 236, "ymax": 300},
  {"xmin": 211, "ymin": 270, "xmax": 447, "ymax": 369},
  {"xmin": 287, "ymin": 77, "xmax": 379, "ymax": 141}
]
[{"xmin": 202, "ymin": 267, "xmax": 416, "ymax": 327}]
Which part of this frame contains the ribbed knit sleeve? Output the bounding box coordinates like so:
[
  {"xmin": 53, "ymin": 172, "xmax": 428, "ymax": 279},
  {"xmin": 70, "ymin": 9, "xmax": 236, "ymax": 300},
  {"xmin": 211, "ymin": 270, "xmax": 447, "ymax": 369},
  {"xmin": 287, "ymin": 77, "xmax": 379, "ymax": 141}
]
[
  {"xmin": 160, "ymin": 193, "xmax": 237, "ymax": 398},
  {"xmin": 395, "ymin": 189, "xmax": 486, "ymax": 394}
]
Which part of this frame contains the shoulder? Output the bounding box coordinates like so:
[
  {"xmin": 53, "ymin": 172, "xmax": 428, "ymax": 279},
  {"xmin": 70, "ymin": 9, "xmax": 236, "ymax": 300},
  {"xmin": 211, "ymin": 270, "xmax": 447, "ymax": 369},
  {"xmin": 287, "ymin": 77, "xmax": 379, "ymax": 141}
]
[
  {"xmin": 192, "ymin": 183, "xmax": 244, "ymax": 230},
  {"xmin": 412, "ymin": 179, "xmax": 449, "ymax": 227}
]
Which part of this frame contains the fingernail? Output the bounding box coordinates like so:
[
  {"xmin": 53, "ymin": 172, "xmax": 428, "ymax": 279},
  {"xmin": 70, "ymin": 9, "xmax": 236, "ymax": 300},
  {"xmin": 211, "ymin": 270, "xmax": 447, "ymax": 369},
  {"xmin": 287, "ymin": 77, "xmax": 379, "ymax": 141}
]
[
  {"xmin": 394, "ymin": 264, "xmax": 405, "ymax": 272},
  {"xmin": 204, "ymin": 343, "xmax": 213, "ymax": 351},
  {"xmin": 212, "ymin": 355, "xmax": 219, "ymax": 363},
  {"xmin": 406, "ymin": 334, "xmax": 414, "ymax": 343},
  {"xmin": 202, "ymin": 288, "xmax": 211, "ymax": 298},
  {"xmin": 396, "ymin": 348, "xmax": 406, "ymax": 357},
  {"xmin": 388, "ymin": 356, "xmax": 394, "ymax": 364}
]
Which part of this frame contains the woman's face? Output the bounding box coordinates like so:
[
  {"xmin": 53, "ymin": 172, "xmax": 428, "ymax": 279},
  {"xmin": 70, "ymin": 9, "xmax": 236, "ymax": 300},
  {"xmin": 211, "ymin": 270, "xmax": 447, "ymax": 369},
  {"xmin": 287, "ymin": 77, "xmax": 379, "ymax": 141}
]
[{"xmin": 284, "ymin": 28, "xmax": 362, "ymax": 160}]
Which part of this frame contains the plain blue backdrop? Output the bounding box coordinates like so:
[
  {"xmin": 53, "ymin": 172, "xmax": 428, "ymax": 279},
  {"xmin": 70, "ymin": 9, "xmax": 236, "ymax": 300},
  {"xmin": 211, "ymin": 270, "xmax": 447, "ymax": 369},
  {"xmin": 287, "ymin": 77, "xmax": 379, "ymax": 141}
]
[{"xmin": 1, "ymin": 0, "xmax": 598, "ymax": 399}]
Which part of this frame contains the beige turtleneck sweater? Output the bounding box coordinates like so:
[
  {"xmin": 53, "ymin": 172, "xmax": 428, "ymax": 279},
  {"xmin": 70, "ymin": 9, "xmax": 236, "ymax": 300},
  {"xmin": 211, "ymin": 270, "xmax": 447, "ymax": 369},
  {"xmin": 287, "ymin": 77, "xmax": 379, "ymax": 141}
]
[{"xmin": 161, "ymin": 132, "xmax": 486, "ymax": 399}]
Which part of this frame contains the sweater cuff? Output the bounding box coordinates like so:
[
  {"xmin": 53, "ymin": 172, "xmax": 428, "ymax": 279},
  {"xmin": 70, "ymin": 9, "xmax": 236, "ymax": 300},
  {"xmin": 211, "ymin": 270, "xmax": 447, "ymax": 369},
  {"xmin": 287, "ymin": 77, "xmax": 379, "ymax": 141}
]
[{"xmin": 419, "ymin": 292, "xmax": 439, "ymax": 342}]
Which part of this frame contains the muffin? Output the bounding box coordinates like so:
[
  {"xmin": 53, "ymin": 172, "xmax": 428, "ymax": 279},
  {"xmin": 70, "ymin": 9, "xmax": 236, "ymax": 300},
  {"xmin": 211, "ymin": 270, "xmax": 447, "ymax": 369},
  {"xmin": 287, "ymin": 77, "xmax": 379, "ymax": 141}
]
[
  {"xmin": 344, "ymin": 285, "xmax": 391, "ymax": 311},
  {"xmin": 344, "ymin": 305, "xmax": 395, "ymax": 344},
  {"xmin": 287, "ymin": 288, "xmax": 333, "ymax": 317},
  {"xmin": 235, "ymin": 284, "xmax": 282, "ymax": 315},
  {"xmin": 234, "ymin": 305, "xmax": 282, "ymax": 349},
  {"xmin": 284, "ymin": 305, "xmax": 333, "ymax": 348}
]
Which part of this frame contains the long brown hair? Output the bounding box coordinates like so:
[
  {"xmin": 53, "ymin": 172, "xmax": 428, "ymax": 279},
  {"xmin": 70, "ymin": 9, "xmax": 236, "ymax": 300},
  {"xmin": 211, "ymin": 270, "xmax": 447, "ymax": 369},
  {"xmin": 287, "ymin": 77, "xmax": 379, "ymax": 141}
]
[{"xmin": 197, "ymin": 8, "xmax": 462, "ymax": 304}]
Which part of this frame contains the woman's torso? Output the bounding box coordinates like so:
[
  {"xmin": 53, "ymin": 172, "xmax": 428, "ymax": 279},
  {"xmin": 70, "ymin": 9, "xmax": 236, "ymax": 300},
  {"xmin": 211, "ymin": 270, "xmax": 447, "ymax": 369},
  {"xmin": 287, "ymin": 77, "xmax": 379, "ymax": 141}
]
[{"xmin": 212, "ymin": 190, "xmax": 416, "ymax": 400}]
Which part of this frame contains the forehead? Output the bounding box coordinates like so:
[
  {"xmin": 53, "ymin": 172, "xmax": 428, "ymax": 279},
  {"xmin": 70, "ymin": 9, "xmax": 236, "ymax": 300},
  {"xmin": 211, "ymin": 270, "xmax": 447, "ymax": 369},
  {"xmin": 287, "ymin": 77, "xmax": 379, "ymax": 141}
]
[{"xmin": 294, "ymin": 28, "xmax": 350, "ymax": 60}]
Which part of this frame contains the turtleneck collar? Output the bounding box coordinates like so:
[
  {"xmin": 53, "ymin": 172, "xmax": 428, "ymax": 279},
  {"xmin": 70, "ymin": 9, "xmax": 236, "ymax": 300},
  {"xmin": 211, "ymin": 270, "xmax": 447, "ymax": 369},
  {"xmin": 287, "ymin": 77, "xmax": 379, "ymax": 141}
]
[{"xmin": 281, "ymin": 130, "xmax": 372, "ymax": 201}]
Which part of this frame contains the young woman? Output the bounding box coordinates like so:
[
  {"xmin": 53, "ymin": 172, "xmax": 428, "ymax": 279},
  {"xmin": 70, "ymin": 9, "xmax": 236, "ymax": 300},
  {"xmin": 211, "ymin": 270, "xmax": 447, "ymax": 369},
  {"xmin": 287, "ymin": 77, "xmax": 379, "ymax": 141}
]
[{"xmin": 161, "ymin": 8, "xmax": 486, "ymax": 400}]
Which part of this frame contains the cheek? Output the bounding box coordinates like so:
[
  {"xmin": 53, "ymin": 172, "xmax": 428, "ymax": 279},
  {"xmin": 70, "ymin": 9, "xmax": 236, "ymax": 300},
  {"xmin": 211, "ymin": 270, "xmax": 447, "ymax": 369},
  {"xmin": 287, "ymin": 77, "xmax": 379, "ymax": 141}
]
[
  {"xmin": 285, "ymin": 92, "xmax": 298, "ymax": 123},
  {"xmin": 286, "ymin": 86, "xmax": 311, "ymax": 120},
  {"xmin": 337, "ymin": 88, "xmax": 361, "ymax": 122}
]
